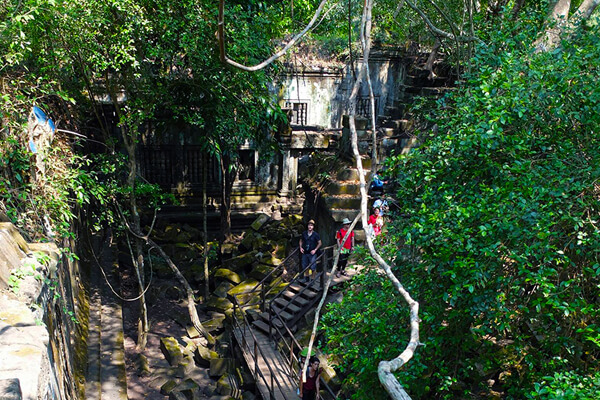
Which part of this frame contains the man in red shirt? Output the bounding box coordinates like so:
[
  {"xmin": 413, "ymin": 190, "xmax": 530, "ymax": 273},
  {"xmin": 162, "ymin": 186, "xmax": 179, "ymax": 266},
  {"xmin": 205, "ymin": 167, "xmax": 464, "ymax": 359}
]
[{"xmin": 335, "ymin": 218, "xmax": 355, "ymax": 277}]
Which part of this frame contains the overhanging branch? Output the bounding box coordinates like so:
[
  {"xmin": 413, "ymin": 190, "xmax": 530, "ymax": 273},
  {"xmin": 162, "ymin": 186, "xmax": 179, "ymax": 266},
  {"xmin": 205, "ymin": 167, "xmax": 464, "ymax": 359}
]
[
  {"xmin": 404, "ymin": 0, "xmax": 483, "ymax": 44},
  {"xmin": 217, "ymin": 0, "xmax": 330, "ymax": 71}
]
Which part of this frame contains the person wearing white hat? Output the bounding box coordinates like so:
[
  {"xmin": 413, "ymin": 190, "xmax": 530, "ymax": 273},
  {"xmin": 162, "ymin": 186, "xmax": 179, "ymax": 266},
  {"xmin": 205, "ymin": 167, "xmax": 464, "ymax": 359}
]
[{"xmin": 335, "ymin": 217, "xmax": 355, "ymax": 277}]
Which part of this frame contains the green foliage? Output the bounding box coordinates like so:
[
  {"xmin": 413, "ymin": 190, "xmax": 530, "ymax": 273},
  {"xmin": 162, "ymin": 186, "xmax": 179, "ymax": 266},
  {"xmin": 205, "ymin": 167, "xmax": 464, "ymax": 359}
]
[
  {"xmin": 322, "ymin": 268, "xmax": 416, "ymax": 399},
  {"xmin": 323, "ymin": 17, "xmax": 600, "ymax": 400},
  {"xmin": 526, "ymin": 370, "xmax": 600, "ymax": 400},
  {"xmin": 381, "ymin": 25, "xmax": 600, "ymax": 399}
]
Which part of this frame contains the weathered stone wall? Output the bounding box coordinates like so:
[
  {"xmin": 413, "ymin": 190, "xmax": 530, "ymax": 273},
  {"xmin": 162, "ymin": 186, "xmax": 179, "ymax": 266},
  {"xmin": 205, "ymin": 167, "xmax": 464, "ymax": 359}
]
[
  {"xmin": 0, "ymin": 222, "xmax": 86, "ymax": 400},
  {"xmin": 276, "ymin": 49, "xmax": 406, "ymax": 129}
]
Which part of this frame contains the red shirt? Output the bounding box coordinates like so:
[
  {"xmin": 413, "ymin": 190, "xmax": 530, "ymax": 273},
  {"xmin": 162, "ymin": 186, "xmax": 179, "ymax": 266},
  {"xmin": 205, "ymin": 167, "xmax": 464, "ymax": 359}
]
[{"xmin": 336, "ymin": 228, "xmax": 354, "ymax": 250}]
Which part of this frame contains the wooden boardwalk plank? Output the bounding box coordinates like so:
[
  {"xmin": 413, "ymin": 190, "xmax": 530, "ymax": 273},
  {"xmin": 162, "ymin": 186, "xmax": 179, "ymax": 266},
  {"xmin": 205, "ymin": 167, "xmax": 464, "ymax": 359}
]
[{"xmin": 233, "ymin": 326, "xmax": 298, "ymax": 400}]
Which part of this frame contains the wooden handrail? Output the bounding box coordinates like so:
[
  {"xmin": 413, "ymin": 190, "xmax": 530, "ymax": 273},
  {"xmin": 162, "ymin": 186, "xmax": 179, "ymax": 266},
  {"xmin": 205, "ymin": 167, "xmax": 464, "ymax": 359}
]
[
  {"xmin": 231, "ymin": 244, "xmax": 338, "ymax": 399},
  {"xmin": 231, "ymin": 295, "xmax": 296, "ymax": 400}
]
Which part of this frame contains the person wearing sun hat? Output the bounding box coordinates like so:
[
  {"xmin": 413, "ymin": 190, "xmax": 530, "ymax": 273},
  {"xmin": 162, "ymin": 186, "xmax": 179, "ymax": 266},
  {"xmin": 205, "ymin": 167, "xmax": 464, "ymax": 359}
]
[
  {"xmin": 335, "ymin": 217, "xmax": 355, "ymax": 277},
  {"xmin": 299, "ymin": 219, "xmax": 322, "ymax": 282}
]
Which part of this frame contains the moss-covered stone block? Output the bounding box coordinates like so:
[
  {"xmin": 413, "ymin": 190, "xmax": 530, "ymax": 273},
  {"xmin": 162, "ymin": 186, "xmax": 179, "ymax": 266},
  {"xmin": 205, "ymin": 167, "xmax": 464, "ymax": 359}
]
[
  {"xmin": 194, "ymin": 343, "xmax": 219, "ymax": 367},
  {"xmin": 210, "ymin": 358, "xmax": 236, "ymax": 377},
  {"xmin": 216, "ymin": 373, "xmax": 238, "ymax": 396},
  {"xmin": 136, "ymin": 353, "xmax": 150, "ymax": 377},
  {"xmin": 250, "ymin": 213, "xmax": 270, "ymax": 231},
  {"xmin": 213, "ymin": 281, "xmax": 235, "ymax": 298},
  {"xmin": 240, "ymin": 231, "xmax": 260, "ymax": 252},
  {"xmin": 160, "ymin": 379, "xmax": 178, "ymax": 395},
  {"xmin": 249, "ymin": 264, "xmax": 276, "ymax": 282},
  {"xmin": 222, "ymin": 251, "xmax": 257, "ymax": 273},
  {"xmin": 178, "ymin": 354, "xmax": 196, "ymax": 375},
  {"xmin": 226, "ymin": 279, "xmax": 260, "ymax": 305},
  {"xmin": 168, "ymin": 391, "xmax": 187, "ymax": 400},
  {"xmin": 214, "ymin": 268, "xmax": 241, "ymax": 285},
  {"xmin": 205, "ymin": 296, "xmax": 233, "ymax": 314},
  {"xmin": 202, "ymin": 314, "xmax": 226, "ymax": 333},
  {"xmin": 160, "ymin": 337, "xmax": 184, "ymax": 366},
  {"xmin": 187, "ymin": 263, "xmax": 206, "ymax": 283},
  {"xmin": 259, "ymin": 253, "xmax": 282, "ymax": 266}
]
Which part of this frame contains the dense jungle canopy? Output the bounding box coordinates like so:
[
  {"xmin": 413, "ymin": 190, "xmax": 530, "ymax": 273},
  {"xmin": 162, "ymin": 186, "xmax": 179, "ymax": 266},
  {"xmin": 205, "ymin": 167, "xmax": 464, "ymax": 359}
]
[{"xmin": 1, "ymin": 0, "xmax": 599, "ymax": 399}]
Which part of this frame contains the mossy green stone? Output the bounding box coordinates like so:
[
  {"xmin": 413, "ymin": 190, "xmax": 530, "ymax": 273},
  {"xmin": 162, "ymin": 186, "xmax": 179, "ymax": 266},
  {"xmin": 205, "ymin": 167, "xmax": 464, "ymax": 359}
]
[
  {"xmin": 214, "ymin": 268, "xmax": 241, "ymax": 285},
  {"xmin": 202, "ymin": 315, "xmax": 226, "ymax": 332},
  {"xmin": 216, "ymin": 373, "xmax": 236, "ymax": 396},
  {"xmin": 210, "ymin": 358, "xmax": 236, "ymax": 377},
  {"xmin": 240, "ymin": 231, "xmax": 259, "ymax": 251},
  {"xmin": 205, "ymin": 296, "xmax": 233, "ymax": 313},
  {"xmin": 160, "ymin": 337, "xmax": 184, "ymax": 366},
  {"xmin": 249, "ymin": 264, "xmax": 275, "ymax": 281},
  {"xmin": 160, "ymin": 379, "xmax": 178, "ymax": 395},
  {"xmin": 222, "ymin": 251, "xmax": 257, "ymax": 272},
  {"xmin": 194, "ymin": 343, "xmax": 219, "ymax": 367},
  {"xmin": 250, "ymin": 213, "xmax": 270, "ymax": 231},
  {"xmin": 213, "ymin": 281, "xmax": 235, "ymax": 298},
  {"xmin": 178, "ymin": 354, "xmax": 195, "ymax": 375}
]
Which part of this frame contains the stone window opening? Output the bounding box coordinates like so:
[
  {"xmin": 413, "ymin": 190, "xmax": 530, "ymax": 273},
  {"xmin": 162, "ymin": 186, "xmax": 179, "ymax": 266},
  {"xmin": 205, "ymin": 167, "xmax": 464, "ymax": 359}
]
[{"xmin": 285, "ymin": 101, "xmax": 308, "ymax": 126}]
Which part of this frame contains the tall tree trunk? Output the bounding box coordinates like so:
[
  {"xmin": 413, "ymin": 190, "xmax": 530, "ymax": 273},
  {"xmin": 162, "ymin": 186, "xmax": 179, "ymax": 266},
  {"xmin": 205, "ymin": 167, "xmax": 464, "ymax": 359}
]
[
  {"xmin": 219, "ymin": 152, "xmax": 235, "ymax": 239},
  {"xmin": 425, "ymin": 38, "xmax": 442, "ymax": 79},
  {"xmin": 108, "ymin": 72, "xmax": 150, "ymax": 351},
  {"xmin": 124, "ymin": 139, "xmax": 149, "ymax": 351},
  {"xmin": 350, "ymin": 0, "xmax": 421, "ymax": 398},
  {"xmin": 534, "ymin": 0, "xmax": 572, "ymax": 51},
  {"xmin": 203, "ymin": 154, "xmax": 210, "ymax": 301}
]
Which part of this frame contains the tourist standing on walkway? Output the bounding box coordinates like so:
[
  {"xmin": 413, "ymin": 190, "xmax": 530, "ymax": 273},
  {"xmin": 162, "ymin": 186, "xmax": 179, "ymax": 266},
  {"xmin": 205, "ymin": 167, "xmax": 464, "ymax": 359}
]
[
  {"xmin": 368, "ymin": 207, "xmax": 384, "ymax": 237},
  {"xmin": 299, "ymin": 219, "xmax": 322, "ymax": 282},
  {"xmin": 336, "ymin": 218, "xmax": 355, "ymax": 277},
  {"xmin": 299, "ymin": 356, "xmax": 321, "ymax": 400}
]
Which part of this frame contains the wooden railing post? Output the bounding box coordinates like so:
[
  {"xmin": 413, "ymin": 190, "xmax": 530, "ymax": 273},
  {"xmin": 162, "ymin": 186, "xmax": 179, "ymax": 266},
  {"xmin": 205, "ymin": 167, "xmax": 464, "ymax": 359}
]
[
  {"xmin": 322, "ymin": 249, "xmax": 328, "ymax": 287},
  {"xmin": 290, "ymin": 341, "xmax": 294, "ymax": 375},
  {"xmin": 254, "ymin": 340, "xmax": 259, "ymax": 378},
  {"xmin": 261, "ymin": 284, "xmax": 266, "ymax": 313},
  {"xmin": 271, "ymin": 371, "xmax": 275, "ymax": 400}
]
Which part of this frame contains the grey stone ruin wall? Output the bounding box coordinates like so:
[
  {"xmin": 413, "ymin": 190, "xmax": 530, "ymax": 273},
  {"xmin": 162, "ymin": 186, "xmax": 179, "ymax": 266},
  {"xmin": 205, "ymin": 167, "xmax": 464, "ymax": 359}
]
[
  {"xmin": 0, "ymin": 222, "xmax": 86, "ymax": 400},
  {"xmin": 276, "ymin": 49, "xmax": 406, "ymax": 130}
]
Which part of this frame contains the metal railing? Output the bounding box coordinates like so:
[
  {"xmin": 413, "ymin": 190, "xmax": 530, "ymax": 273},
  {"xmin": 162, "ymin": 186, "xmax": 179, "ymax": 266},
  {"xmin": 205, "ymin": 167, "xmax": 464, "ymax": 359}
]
[
  {"xmin": 230, "ymin": 244, "xmax": 338, "ymax": 399},
  {"xmin": 231, "ymin": 295, "xmax": 296, "ymax": 400}
]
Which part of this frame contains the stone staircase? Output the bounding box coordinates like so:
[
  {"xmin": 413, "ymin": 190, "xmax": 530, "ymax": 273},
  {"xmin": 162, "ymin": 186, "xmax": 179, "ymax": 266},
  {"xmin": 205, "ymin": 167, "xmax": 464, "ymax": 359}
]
[
  {"xmin": 249, "ymin": 269, "xmax": 356, "ymax": 342},
  {"xmin": 377, "ymin": 57, "xmax": 456, "ymax": 159}
]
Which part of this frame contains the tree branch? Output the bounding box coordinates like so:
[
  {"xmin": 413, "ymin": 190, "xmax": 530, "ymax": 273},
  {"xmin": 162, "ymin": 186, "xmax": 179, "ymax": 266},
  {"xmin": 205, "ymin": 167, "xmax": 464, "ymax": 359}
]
[
  {"xmin": 300, "ymin": 212, "xmax": 362, "ymax": 383},
  {"xmin": 349, "ymin": 1, "xmax": 421, "ymax": 398},
  {"xmin": 217, "ymin": 0, "xmax": 330, "ymax": 71},
  {"xmin": 570, "ymin": 0, "xmax": 600, "ymax": 25},
  {"xmin": 404, "ymin": 0, "xmax": 483, "ymax": 43}
]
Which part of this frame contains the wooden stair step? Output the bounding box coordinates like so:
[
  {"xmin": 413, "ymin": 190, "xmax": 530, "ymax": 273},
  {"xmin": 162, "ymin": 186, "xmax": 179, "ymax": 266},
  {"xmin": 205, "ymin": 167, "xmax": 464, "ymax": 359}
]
[
  {"xmin": 270, "ymin": 305, "xmax": 295, "ymax": 322},
  {"xmin": 281, "ymin": 291, "xmax": 310, "ymax": 307},
  {"xmin": 251, "ymin": 319, "xmax": 272, "ymax": 334},
  {"xmin": 273, "ymin": 297, "xmax": 302, "ymax": 314},
  {"xmin": 259, "ymin": 312, "xmax": 284, "ymax": 328},
  {"xmin": 288, "ymin": 283, "xmax": 320, "ymax": 298}
]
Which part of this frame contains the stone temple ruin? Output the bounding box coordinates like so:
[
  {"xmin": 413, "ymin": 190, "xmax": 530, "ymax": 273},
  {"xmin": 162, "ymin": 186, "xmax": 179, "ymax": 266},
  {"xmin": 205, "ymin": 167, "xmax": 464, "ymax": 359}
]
[{"xmin": 0, "ymin": 49, "xmax": 455, "ymax": 399}]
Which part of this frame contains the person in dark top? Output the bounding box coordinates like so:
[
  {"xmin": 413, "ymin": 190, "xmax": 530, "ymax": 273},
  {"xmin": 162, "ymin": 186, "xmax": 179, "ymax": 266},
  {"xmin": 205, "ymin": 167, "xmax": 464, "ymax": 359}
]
[
  {"xmin": 300, "ymin": 356, "xmax": 321, "ymax": 400},
  {"xmin": 299, "ymin": 219, "xmax": 322, "ymax": 283}
]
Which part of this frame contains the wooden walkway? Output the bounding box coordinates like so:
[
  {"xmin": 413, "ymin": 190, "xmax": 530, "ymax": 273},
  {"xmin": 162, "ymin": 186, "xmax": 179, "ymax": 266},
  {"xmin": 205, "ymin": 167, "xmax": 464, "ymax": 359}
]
[
  {"xmin": 232, "ymin": 326, "xmax": 298, "ymax": 400},
  {"xmin": 232, "ymin": 266, "xmax": 363, "ymax": 400}
]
